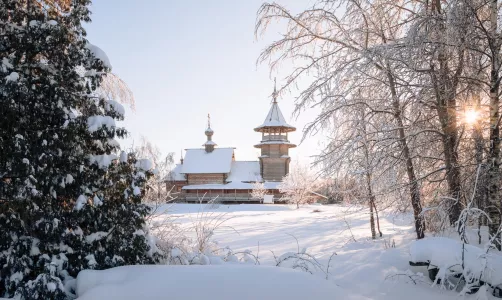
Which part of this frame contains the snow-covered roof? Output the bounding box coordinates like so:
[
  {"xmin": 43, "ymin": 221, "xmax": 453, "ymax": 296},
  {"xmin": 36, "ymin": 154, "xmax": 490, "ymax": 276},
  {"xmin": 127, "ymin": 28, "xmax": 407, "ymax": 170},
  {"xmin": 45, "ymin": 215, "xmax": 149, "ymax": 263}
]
[
  {"xmin": 310, "ymin": 191, "xmax": 328, "ymax": 199},
  {"xmin": 254, "ymin": 140, "xmax": 296, "ymax": 148},
  {"xmin": 264, "ymin": 182, "xmax": 281, "ymax": 189},
  {"xmin": 182, "ymin": 182, "xmax": 254, "ymax": 190},
  {"xmin": 182, "ymin": 181, "xmax": 281, "ymax": 190},
  {"xmin": 202, "ymin": 140, "xmax": 217, "ymax": 146},
  {"xmin": 226, "ymin": 161, "xmax": 262, "ymax": 183},
  {"xmin": 254, "ymin": 102, "xmax": 296, "ymax": 132},
  {"xmin": 166, "ymin": 164, "xmax": 186, "ymax": 181},
  {"xmin": 181, "ymin": 148, "xmax": 234, "ymax": 174}
]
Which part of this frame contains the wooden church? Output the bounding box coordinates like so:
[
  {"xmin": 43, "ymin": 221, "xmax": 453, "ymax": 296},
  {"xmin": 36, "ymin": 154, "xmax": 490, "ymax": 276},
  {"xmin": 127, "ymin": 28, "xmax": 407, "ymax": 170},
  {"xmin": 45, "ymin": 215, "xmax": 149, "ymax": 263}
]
[{"xmin": 167, "ymin": 85, "xmax": 296, "ymax": 202}]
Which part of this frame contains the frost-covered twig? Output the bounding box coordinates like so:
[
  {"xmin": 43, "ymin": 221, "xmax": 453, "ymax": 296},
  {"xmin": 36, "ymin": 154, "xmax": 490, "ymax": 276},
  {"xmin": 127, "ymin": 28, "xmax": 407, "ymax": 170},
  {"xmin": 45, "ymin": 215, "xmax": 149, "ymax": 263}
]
[
  {"xmin": 325, "ymin": 252, "xmax": 337, "ymax": 280},
  {"xmin": 343, "ymin": 215, "xmax": 357, "ymax": 243},
  {"xmin": 285, "ymin": 233, "xmax": 301, "ymax": 253},
  {"xmin": 271, "ymin": 235, "xmax": 334, "ymax": 277}
]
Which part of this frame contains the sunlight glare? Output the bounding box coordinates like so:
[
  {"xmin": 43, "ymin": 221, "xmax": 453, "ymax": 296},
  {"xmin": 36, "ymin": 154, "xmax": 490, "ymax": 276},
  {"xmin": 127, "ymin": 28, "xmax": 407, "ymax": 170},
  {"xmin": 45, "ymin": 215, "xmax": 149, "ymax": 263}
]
[{"xmin": 465, "ymin": 109, "xmax": 479, "ymax": 125}]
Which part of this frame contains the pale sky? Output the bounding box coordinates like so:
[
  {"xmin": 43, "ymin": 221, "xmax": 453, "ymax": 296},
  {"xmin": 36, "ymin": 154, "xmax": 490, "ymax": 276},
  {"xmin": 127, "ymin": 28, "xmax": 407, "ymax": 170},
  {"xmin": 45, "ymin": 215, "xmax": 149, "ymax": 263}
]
[{"xmin": 85, "ymin": 1, "xmax": 323, "ymax": 165}]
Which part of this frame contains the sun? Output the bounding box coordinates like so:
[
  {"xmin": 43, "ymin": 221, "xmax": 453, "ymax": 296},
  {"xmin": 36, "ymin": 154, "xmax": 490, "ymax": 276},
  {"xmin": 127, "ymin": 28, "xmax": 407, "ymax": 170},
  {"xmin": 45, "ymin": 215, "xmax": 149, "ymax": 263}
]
[{"xmin": 465, "ymin": 109, "xmax": 479, "ymax": 125}]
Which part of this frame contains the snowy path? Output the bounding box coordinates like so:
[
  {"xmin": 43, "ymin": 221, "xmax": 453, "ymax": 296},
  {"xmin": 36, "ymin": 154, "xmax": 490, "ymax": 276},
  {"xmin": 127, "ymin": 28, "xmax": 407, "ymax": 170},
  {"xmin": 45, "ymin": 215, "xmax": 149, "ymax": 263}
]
[{"xmin": 152, "ymin": 204, "xmax": 484, "ymax": 300}]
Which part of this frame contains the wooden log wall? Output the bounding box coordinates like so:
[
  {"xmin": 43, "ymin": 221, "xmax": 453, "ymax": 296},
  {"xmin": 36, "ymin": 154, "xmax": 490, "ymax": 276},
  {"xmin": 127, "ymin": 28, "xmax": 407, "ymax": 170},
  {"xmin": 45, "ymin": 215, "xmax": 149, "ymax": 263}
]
[
  {"xmin": 262, "ymin": 158, "xmax": 287, "ymax": 181},
  {"xmin": 187, "ymin": 173, "xmax": 225, "ymax": 185}
]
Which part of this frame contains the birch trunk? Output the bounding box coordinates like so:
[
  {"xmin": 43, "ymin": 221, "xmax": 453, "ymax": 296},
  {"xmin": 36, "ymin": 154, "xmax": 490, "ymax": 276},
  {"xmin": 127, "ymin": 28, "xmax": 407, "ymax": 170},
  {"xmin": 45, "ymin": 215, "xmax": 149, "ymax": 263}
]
[
  {"xmin": 361, "ymin": 108, "xmax": 377, "ymax": 240},
  {"xmin": 369, "ymin": 196, "xmax": 377, "ymax": 240},
  {"xmin": 372, "ymin": 201, "xmax": 383, "ymax": 238},
  {"xmin": 386, "ymin": 67, "xmax": 425, "ymax": 239},
  {"xmin": 487, "ymin": 0, "xmax": 501, "ymax": 250}
]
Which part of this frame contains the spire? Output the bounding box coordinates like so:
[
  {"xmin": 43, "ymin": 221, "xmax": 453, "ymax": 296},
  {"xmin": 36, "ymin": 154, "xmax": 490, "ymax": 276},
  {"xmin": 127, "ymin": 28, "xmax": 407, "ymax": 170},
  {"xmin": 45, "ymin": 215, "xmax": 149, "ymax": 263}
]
[
  {"xmin": 272, "ymin": 77, "xmax": 277, "ymax": 104},
  {"xmin": 203, "ymin": 113, "xmax": 216, "ymax": 152},
  {"xmin": 254, "ymin": 80, "xmax": 296, "ymax": 133},
  {"xmin": 180, "ymin": 149, "xmax": 184, "ymax": 165}
]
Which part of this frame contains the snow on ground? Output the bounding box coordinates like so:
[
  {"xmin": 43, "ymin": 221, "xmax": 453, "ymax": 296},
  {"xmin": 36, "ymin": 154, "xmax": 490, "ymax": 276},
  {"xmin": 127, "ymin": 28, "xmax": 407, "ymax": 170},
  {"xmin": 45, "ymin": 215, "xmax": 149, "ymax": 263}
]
[
  {"xmin": 76, "ymin": 265, "xmax": 368, "ymax": 300},
  {"xmin": 149, "ymin": 203, "xmax": 494, "ymax": 300}
]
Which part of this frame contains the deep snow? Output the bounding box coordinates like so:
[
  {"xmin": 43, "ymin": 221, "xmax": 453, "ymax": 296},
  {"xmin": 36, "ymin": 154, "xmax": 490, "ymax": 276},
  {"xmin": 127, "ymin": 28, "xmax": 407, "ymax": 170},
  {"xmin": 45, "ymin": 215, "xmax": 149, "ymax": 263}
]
[
  {"xmin": 76, "ymin": 265, "xmax": 368, "ymax": 300},
  {"xmin": 148, "ymin": 203, "xmax": 494, "ymax": 299}
]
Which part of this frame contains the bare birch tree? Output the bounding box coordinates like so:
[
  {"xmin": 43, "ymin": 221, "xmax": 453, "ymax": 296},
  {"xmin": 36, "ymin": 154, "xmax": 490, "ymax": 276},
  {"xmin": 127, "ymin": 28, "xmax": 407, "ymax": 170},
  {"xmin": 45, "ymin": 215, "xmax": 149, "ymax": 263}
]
[
  {"xmin": 279, "ymin": 164, "xmax": 321, "ymax": 209},
  {"xmin": 462, "ymin": 0, "xmax": 502, "ymax": 249},
  {"xmin": 135, "ymin": 137, "xmax": 175, "ymax": 204},
  {"xmin": 257, "ymin": 0, "xmax": 502, "ymax": 242},
  {"xmin": 250, "ymin": 182, "xmax": 267, "ymax": 202},
  {"xmin": 256, "ymin": 0, "xmax": 426, "ymax": 238}
]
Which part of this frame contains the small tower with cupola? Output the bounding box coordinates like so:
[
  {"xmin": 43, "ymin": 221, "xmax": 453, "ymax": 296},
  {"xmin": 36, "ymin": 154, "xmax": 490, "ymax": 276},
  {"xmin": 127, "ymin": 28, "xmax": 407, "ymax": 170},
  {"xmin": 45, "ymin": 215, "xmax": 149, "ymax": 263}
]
[
  {"xmin": 254, "ymin": 81, "xmax": 296, "ymax": 181},
  {"xmin": 203, "ymin": 114, "xmax": 216, "ymax": 153}
]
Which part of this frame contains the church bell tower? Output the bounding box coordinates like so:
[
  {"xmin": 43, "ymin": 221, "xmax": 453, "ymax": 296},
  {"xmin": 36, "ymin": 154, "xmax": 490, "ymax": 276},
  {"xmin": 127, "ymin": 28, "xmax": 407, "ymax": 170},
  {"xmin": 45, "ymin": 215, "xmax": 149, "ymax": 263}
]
[{"xmin": 254, "ymin": 81, "xmax": 296, "ymax": 181}]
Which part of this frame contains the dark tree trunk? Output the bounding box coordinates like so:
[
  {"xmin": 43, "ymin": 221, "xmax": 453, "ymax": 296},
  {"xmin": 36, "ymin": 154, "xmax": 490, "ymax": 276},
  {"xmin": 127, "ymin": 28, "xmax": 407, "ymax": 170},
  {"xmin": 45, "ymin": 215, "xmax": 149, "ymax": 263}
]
[
  {"xmin": 428, "ymin": 0, "xmax": 464, "ymax": 226},
  {"xmin": 472, "ymin": 91, "xmax": 486, "ymax": 244},
  {"xmin": 437, "ymin": 101, "xmax": 462, "ymax": 224},
  {"xmin": 487, "ymin": 0, "xmax": 501, "ymax": 250},
  {"xmin": 386, "ymin": 68, "xmax": 425, "ymax": 239},
  {"xmin": 372, "ymin": 200, "xmax": 383, "ymax": 237}
]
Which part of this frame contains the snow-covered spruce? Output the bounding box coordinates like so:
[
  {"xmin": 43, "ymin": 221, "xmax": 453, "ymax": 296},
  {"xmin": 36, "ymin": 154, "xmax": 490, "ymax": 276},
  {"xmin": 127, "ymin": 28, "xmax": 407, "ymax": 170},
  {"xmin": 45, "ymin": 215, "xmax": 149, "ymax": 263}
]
[{"xmin": 0, "ymin": 3, "xmax": 158, "ymax": 299}]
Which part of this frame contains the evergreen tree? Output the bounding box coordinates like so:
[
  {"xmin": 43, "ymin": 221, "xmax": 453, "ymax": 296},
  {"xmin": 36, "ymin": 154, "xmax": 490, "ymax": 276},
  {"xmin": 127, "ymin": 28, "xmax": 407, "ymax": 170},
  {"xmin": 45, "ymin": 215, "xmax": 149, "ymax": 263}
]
[
  {"xmin": 0, "ymin": 1, "xmax": 158, "ymax": 298},
  {"xmin": 73, "ymin": 152, "xmax": 159, "ymax": 271}
]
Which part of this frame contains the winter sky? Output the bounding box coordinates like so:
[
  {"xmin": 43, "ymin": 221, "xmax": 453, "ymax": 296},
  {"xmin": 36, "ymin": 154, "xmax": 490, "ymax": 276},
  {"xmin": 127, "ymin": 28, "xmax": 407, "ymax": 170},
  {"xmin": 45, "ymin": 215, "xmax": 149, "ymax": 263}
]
[{"xmin": 85, "ymin": 0, "xmax": 322, "ymax": 165}]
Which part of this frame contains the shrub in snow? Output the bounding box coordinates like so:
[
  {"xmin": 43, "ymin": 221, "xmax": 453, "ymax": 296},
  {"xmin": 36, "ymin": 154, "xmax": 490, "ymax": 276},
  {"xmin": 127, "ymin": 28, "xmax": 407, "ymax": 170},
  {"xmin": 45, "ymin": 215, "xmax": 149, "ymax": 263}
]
[
  {"xmin": 0, "ymin": 2, "xmax": 157, "ymax": 298},
  {"xmin": 271, "ymin": 236, "xmax": 332, "ymax": 276},
  {"xmin": 151, "ymin": 201, "xmax": 230, "ymax": 257},
  {"xmin": 149, "ymin": 203, "xmax": 263, "ymax": 266},
  {"xmin": 274, "ymin": 250, "xmax": 325, "ymax": 274},
  {"xmin": 163, "ymin": 245, "xmax": 260, "ymax": 266},
  {"xmin": 149, "ymin": 213, "xmax": 191, "ymax": 262}
]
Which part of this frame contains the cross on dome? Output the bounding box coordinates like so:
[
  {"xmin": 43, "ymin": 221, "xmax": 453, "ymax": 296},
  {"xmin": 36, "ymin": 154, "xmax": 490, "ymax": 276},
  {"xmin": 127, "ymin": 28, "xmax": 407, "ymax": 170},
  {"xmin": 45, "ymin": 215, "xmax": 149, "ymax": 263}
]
[
  {"xmin": 203, "ymin": 113, "xmax": 216, "ymax": 152},
  {"xmin": 205, "ymin": 113, "xmax": 214, "ymax": 135}
]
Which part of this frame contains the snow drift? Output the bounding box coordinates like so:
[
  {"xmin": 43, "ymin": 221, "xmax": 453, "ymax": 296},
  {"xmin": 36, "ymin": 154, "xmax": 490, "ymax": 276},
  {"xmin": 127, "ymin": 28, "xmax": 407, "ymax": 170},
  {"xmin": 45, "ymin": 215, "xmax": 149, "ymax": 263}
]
[{"xmin": 76, "ymin": 265, "xmax": 367, "ymax": 300}]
